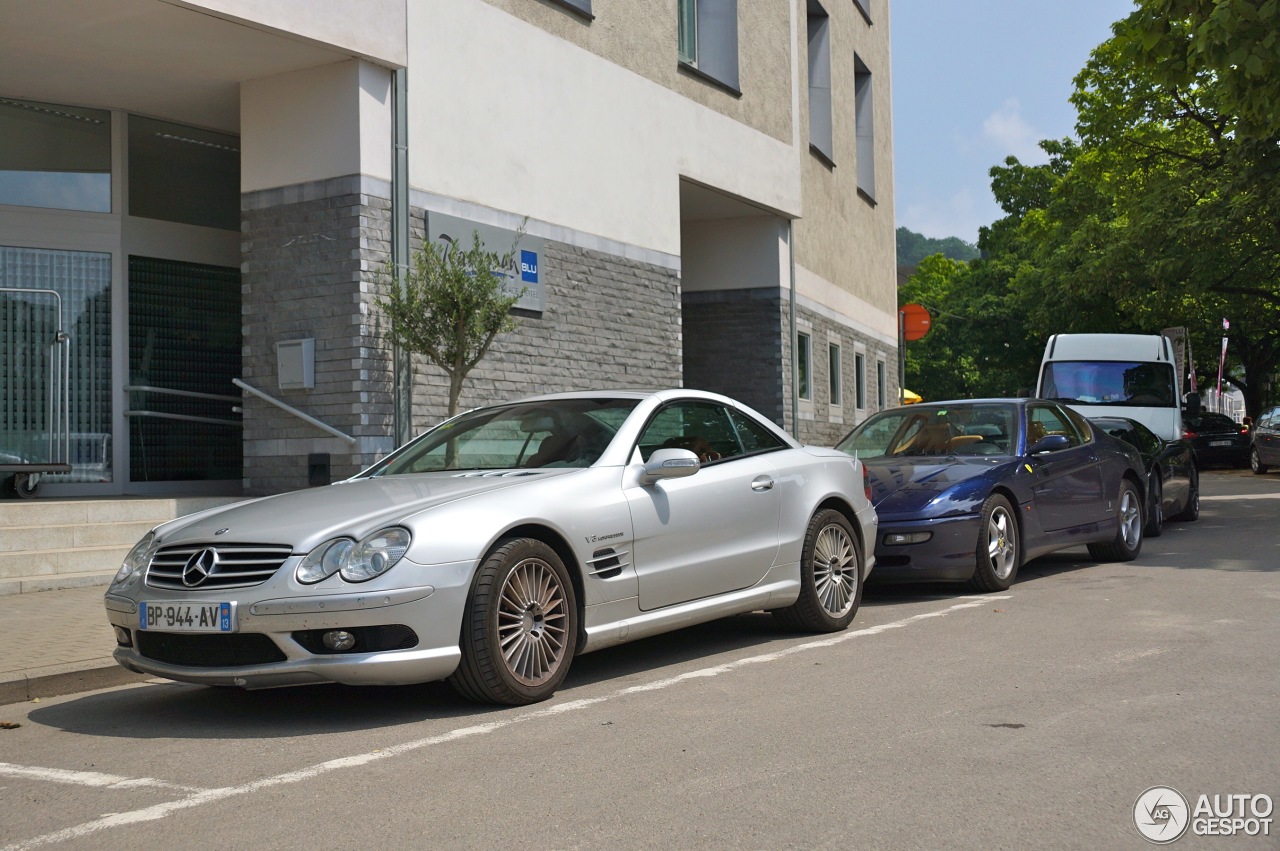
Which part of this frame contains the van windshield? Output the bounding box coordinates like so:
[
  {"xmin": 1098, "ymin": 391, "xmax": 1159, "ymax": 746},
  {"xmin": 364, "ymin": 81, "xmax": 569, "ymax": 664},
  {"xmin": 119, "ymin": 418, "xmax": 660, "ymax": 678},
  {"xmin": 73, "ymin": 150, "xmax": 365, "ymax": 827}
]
[{"xmin": 1040, "ymin": 361, "xmax": 1176, "ymax": 408}]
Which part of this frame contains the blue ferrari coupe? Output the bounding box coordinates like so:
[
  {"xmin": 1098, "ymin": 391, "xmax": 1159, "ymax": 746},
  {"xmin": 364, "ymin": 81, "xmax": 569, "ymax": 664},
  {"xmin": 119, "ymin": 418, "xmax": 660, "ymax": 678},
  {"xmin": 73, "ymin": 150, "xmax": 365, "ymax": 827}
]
[{"xmin": 834, "ymin": 399, "xmax": 1148, "ymax": 591}]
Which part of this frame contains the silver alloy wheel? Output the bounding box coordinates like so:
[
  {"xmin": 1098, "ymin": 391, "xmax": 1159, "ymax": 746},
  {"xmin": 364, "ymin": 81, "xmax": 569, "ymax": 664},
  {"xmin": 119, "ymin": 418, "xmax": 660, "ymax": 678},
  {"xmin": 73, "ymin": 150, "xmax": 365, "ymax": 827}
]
[
  {"xmin": 812, "ymin": 522, "xmax": 858, "ymax": 618},
  {"xmin": 1251, "ymin": 447, "xmax": 1262, "ymax": 472},
  {"xmin": 1119, "ymin": 487, "xmax": 1142, "ymax": 549},
  {"xmin": 497, "ymin": 557, "xmax": 569, "ymax": 686},
  {"xmin": 987, "ymin": 505, "xmax": 1018, "ymax": 581}
]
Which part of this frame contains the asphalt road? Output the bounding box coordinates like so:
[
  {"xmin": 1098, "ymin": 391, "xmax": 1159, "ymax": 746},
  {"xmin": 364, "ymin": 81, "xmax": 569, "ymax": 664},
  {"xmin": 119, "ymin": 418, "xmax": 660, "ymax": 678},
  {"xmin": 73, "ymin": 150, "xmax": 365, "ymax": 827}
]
[{"xmin": 2, "ymin": 470, "xmax": 1277, "ymax": 850}]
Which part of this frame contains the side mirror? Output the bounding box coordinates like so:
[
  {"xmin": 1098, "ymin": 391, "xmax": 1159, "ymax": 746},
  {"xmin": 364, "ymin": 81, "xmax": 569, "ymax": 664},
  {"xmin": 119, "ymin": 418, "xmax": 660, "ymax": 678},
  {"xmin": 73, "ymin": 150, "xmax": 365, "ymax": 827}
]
[
  {"xmin": 1028, "ymin": 434, "xmax": 1070, "ymax": 455},
  {"xmin": 640, "ymin": 448, "xmax": 700, "ymax": 484}
]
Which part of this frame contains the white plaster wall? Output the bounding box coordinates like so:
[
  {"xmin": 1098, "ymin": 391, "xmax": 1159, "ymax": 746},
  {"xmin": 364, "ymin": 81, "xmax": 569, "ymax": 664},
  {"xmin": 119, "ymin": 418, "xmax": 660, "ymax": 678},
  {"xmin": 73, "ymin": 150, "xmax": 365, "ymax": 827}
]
[
  {"xmin": 240, "ymin": 59, "xmax": 392, "ymax": 192},
  {"xmin": 183, "ymin": 0, "xmax": 407, "ymax": 66},
  {"xmin": 408, "ymin": 0, "xmax": 801, "ymax": 256},
  {"xmin": 681, "ymin": 217, "xmax": 786, "ymax": 292}
]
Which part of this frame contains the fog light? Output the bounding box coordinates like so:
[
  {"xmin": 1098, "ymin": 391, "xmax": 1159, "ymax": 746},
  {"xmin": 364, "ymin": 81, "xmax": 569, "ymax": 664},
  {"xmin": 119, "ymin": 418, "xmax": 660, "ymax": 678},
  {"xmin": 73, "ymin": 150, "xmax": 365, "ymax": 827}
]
[
  {"xmin": 113, "ymin": 626, "xmax": 133, "ymax": 647},
  {"xmin": 884, "ymin": 531, "xmax": 933, "ymax": 546},
  {"xmin": 322, "ymin": 630, "xmax": 356, "ymax": 652}
]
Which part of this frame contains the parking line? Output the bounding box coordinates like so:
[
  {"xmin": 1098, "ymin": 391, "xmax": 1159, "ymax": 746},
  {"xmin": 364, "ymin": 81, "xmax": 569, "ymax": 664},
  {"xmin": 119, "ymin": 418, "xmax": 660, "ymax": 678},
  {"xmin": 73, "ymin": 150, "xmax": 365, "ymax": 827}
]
[
  {"xmin": 0, "ymin": 763, "xmax": 205, "ymax": 794},
  {"xmin": 1200, "ymin": 493, "xmax": 1280, "ymax": 500},
  {"xmin": 3, "ymin": 596, "xmax": 1010, "ymax": 851}
]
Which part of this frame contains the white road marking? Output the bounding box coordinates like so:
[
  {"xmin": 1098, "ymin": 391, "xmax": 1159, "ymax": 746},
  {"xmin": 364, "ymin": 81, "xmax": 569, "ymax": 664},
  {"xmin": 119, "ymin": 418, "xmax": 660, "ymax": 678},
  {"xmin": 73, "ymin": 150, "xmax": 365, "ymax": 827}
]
[
  {"xmin": 1200, "ymin": 493, "xmax": 1280, "ymax": 500},
  {"xmin": 3, "ymin": 596, "xmax": 1009, "ymax": 850},
  {"xmin": 0, "ymin": 764, "xmax": 204, "ymax": 794}
]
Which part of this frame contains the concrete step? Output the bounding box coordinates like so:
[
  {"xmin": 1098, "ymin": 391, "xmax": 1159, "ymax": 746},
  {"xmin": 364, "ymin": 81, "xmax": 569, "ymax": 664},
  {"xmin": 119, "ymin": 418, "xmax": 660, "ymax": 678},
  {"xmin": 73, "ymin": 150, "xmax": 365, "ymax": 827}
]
[
  {"xmin": 0, "ymin": 569, "xmax": 113, "ymax": 597},
  {"xmin": 0, "ymin": 496, "xmax": 243, "ymax": 596}
]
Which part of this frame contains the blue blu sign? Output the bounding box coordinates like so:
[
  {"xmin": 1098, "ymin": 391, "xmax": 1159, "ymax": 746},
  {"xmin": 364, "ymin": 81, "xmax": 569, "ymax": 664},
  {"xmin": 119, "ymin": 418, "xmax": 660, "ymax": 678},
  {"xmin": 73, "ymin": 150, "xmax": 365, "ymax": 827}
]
[{"xmin": 427, "ymin": 211, "xmax": 544, "ymax": 312}]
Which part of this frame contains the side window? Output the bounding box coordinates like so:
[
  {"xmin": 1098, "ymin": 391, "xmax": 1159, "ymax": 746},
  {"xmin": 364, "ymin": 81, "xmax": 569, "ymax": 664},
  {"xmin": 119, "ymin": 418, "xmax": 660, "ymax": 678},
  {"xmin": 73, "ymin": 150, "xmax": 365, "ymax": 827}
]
[
  {"xmin": 1061, "ymin": 406, "xmax": 1096, "ymax": 445},
  {"xmin": 727, "ymin": 408, "xmax": 785, "ymax": 455},
  {"xmin": 1028, "ymin": 405, "xmax": 1084, "ymax": 449},
  {"xmin": 637, "ymin": 401, "xmax": 740, "ymax": 463}
]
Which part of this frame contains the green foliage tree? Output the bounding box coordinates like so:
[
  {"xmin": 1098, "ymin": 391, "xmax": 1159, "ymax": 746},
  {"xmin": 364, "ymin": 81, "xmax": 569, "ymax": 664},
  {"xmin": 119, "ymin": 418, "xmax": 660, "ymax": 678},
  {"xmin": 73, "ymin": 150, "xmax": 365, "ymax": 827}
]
[{"xmin": 377, "ymin": 230, "xmax": 524, "ymax": 418}]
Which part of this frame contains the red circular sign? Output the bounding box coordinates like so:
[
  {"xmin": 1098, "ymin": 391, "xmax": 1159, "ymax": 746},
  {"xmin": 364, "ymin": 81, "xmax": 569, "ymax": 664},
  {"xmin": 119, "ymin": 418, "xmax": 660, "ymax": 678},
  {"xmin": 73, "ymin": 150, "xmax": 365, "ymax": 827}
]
[{"xmin": 900, "ymin": 303, "xmax": 932, "ymax": 341}]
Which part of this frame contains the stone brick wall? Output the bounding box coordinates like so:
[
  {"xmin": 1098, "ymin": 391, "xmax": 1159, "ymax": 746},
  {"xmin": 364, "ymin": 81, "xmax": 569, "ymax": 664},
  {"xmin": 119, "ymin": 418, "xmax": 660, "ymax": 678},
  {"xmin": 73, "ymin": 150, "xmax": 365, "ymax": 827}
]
[
  {"xmin": 399, "ymin": 227, "xmax": 683, "ymax": 431},
  {"xmin": 681, "ymin": 289, "xmax": 787, "ymax": 426},
  {"xmin": 240, "ymin": 183, "xmax": 683, "ymax": 494},
  {"xmin": 240, "ymin": 176, "xmax": 396, "ymax": 495}
]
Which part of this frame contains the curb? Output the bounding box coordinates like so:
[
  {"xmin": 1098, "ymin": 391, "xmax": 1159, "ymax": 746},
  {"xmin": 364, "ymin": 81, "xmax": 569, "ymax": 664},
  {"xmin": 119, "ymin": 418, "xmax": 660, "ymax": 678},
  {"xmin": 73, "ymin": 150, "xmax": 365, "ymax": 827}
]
[{"xmin": 0, "ymin": 665, "xmax": 150, "ymax": 707}]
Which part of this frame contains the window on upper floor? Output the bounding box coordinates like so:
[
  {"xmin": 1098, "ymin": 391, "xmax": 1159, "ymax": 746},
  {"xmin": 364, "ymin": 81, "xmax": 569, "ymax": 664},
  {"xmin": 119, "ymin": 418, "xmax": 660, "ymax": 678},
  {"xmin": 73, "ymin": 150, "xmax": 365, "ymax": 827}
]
[
  {"xmin": 829, "ymin": 342, "xmax": 843, "ymax": 405},
  {"xmin": 854, "ymin": 54, "xmax": 876, "ymax": 201},
  {"xmin": 678, "ymin": 0, "xmax": 740, "ymax": 93},
  {"xmin": 855, "ymin": 352, "xmax": 867, "ymax": 409},
  {"xmin": 807, "ymin": 0, "xmax": 834, "ymax": 163},
  {"xmin": 876, "ymin": 359, "xmax": 886, "ymax": 408},
  {"xmin": 548, "ymin": 0, "xmax": 592, "ymax": 18},
  {"xmin": 0, "ymin": 97, "xmax": 111, "ymax": 213},
  {"xmin": 852, "ymin": 0, "xmax": 872, "ymax": 24}
]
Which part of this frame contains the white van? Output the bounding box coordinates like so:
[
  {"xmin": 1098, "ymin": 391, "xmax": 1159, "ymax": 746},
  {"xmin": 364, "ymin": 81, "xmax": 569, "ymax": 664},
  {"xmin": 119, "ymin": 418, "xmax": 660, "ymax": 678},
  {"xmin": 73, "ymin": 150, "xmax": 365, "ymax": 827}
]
[{"xmin": 1035, "ymin": 333, "xmax": 1184, "ymax": 441}]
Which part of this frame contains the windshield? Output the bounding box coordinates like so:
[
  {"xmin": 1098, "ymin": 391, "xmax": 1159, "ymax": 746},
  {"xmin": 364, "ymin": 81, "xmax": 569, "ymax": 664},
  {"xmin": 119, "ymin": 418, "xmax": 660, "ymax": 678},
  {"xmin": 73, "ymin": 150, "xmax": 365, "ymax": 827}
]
[
  {"xmin": 362, "ymin": 398, "xmax": 639, "ymax": 474},
  {"xmin": 1040, "ymin": 361, "xmax": 1176, "ymax": 408},
  {"xmin": 836, "ymin": 403, "xmax": 1016, "ymax": 459}
]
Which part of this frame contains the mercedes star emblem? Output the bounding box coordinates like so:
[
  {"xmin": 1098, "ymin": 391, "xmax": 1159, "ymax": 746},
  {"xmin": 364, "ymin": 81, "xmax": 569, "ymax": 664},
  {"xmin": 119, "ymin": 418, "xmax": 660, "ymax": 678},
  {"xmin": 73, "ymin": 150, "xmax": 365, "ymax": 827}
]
[{"xmin": 182, "ymin": 548, "xmax": 219, "ymax": 587}]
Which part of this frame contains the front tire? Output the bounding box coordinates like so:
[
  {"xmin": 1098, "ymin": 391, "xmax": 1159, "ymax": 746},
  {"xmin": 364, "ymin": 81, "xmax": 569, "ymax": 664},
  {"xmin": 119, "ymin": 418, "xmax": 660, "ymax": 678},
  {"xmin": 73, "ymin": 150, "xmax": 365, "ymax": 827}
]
[
  {"xmin": 1087, "ymin": 479, "xmax": 1143, "ymax": 562},
  {"xmin": 968, "ymin": 494, "xmax": 1020, "ymax": 592},
  {"xmin": 773, "ymin": 509, "xmax": 861, "ymax": 632},
  {"xmin": 449, "ymin": 538, "xmax": 578, "ymax": 706},
  {"xmin": 1251, "ymin": 446, "xmax": 1269, "ymax": 475},
  {"xmin": 1145, "ymin": 474, "xmax": 1164, "ymax": 537}
]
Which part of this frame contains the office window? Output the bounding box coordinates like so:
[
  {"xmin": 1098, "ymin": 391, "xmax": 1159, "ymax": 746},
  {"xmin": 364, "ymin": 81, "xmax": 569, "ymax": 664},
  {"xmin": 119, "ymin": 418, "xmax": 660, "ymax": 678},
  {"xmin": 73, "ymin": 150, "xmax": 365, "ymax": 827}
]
[
  {"xmin": 854, "ymin": 54, "xmax": 876, "ymax": 200},
  {"xmin": 829, "ymin": 342, "xmax": 842, "ymax": 404},
  {"xmin": 876, "ymin": 359, "xmax": 887, "ymax": 408},
  {"xmin": 0, "ymin": 98, "xmax": 111, "ymax": 213},
  {"xmin": 797, "ymin": 331, "xmax": 812, "ymax": 401},
  {"xmin": 855, "ymin": 352, "xmax": 866, "ymax": 409},
  {"xmin": 678, "ymin": 0, "xmax": 740, "ymax": 92},
  {"xmin": 129, "ymin": 115, "xmax": 240, "ymax": 231},
  {"xmin": 807, "ymin": 1, "xmax": 833, "ymax": 162},
  {"xmin": 549, "ymin": 0, "xmax": 592, "ymax": 17}
]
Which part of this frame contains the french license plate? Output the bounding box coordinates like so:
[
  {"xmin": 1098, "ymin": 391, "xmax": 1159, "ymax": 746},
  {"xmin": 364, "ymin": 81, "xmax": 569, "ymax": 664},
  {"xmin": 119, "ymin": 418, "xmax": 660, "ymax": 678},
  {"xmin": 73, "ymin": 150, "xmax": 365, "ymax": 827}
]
[
  {"xmin": 1210, "ymin": 440, "xmax": 1233, "ymax": 447},
  {"xmin": 139, "ymin": 601, "xmax": 235, "ymax": 632}
]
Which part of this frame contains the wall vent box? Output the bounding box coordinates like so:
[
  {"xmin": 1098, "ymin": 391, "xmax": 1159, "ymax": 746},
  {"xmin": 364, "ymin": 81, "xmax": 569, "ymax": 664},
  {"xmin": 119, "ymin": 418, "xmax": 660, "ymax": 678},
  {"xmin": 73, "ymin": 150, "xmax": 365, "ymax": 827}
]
[{"xmin": 276, "ymin": 338, "xmax": 315, "ymax": 390}]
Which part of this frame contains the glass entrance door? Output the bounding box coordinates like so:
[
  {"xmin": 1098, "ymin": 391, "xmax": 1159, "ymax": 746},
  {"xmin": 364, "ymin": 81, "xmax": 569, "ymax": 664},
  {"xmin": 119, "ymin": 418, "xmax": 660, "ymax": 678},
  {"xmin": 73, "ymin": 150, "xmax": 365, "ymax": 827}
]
[{"xmin": 127, "ymin": 256, "xmax": 242, "ymax": 484}]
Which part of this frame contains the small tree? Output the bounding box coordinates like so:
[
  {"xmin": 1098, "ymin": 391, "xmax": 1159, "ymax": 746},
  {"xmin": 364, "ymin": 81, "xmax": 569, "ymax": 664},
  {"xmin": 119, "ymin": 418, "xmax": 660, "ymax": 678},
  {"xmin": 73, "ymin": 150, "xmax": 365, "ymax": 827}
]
[{"xmin": 378, "ymin": 230, "xmax": 525, "ymax": 419}]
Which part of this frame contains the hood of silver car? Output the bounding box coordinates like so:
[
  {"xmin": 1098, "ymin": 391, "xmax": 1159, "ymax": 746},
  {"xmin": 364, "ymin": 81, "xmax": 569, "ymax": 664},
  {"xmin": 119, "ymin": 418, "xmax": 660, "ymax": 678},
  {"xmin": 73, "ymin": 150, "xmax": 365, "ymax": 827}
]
[{"xmin": 155, "ymin": 470, "xmax": 576, "ymax": 552}]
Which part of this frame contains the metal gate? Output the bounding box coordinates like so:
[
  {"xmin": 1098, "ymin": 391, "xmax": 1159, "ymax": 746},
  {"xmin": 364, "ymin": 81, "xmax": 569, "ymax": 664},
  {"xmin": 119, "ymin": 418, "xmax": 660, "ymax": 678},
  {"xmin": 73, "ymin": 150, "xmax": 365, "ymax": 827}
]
[{"xmin": 0, "ymin": 287, "xmax": 71, "ymax": 497}]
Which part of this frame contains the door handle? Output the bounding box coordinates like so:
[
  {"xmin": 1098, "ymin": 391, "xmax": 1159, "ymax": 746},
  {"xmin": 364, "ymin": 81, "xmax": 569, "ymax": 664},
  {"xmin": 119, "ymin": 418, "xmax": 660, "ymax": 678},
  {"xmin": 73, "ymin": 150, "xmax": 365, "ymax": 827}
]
[{"xmin": 751, "ymin": 477, "xmax": 775, "ymax": 492}]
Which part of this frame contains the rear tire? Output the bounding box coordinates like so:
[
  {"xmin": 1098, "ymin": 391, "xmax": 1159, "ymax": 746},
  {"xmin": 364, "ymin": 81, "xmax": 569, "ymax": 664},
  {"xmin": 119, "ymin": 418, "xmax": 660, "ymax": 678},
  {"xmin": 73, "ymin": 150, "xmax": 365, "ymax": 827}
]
[
  {"xmin": 448, "ymin": 538, "xmax": 578, "ymax": 705},
  {"xmin": 1173, "ymin": 466, "xmax": 1200, "ymax": 522},
  {"xmin": 1145, "ymin": 474, "xmax": 1164, "ymax": 538},
  {"xmin": 967, "ymin": 494, "xmax": 1020, "ymax": 592},
  {"xmin": 773, "ymin": 509, "xmax": 861, "ymax": 632},
  {"xmin": 1087, "ymin": 479, "xmax": 1143, "ymax": 562},
  {"xmin": 1251, "ymin": 446, "xmax": 1269, "ymax": 475}
]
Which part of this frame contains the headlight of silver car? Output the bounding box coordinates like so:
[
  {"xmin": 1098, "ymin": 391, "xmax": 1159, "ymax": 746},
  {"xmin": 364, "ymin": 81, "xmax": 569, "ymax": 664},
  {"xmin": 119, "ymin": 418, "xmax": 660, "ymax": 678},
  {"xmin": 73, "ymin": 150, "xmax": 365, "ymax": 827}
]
[
  {"xmin": 343, "ymin": 527, "xmax": 412, "ymax": 582},
  {"xmin": 295, "ymin": 528, "xmax": 411, "ymax": 585},
  {"xmin": 112, "ymin": 532, "xmax": 157, "ymax": 587},
  {"xmin": 296, "ymin": 538, "xmax": 355, "ymax": 584}
]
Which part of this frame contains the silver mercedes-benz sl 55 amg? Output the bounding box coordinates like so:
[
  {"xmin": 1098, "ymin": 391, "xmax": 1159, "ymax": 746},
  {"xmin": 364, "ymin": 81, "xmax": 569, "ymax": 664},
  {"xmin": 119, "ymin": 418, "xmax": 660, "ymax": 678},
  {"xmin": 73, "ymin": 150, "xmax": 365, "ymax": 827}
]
[{"xmin": 104, "ymin": 389, "xmax": 877, "ymax": 704}]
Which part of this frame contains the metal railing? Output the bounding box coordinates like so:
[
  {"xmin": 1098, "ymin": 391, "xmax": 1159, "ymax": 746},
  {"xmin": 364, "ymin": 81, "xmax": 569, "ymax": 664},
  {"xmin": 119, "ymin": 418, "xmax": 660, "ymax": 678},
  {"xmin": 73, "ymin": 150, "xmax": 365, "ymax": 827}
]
[
  {"xmin": 124, "ymin": 384, "xmax": 243, "ymax": 427},
  {"xmin": 232, "ymin": 379, "xmax": 356, "ymax": 445}
]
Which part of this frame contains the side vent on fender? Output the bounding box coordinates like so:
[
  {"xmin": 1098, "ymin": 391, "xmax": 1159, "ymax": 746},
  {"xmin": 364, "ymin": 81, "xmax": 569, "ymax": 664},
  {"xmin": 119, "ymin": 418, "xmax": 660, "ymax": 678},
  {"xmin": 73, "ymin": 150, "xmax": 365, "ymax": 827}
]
[{"xmin": 586, "ymin": 547, "xmax": 629, "ymax": 580}]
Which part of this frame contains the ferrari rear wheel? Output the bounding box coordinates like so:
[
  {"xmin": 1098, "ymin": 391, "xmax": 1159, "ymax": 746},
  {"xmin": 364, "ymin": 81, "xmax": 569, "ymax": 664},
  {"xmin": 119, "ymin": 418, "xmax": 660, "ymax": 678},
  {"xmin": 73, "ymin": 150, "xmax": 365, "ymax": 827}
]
[
  {"xmin": 1145, "ymin": 474, "xmax": 1164, "ymax": 538},
  {"xmin": 773, "ymin": 509, "xmax": 861, "ymax": 632},
  {"xmin": 1087, "ymin": 479, "xmax": 1143, "ymax": 562},
  {"xmin": 1251, "ymin": 446, "xmax": 1269, "ymax": 475},
  {"xmin": 449, "ymin": 538, "xmax": 579, "ymax": 706},
  {"xmin": 1173, "ymin": 466, "xmax": 1200, "ymax": 521},
  {"xmin": 968, "ymin": 494, "xmax": 1020, "ymax": 592}
]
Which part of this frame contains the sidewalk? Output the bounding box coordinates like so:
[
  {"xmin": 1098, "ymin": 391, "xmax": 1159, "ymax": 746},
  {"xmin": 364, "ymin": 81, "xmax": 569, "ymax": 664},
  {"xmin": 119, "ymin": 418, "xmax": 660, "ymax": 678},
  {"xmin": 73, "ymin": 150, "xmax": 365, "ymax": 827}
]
[{"xmin": 0, "ymin": 584, "xmax": 147, "ymax": 706}]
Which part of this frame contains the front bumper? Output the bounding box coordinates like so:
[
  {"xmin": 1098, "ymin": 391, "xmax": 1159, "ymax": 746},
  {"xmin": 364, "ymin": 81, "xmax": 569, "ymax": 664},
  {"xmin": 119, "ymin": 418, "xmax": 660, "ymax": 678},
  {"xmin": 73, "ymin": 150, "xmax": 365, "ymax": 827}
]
[
  {"xmin": 869, "ymin": 513, "xmax": 981, "ymax": 583},
  {"xmin": 104, "ymin": 557, "xmax": 476, "ymax": 689}
]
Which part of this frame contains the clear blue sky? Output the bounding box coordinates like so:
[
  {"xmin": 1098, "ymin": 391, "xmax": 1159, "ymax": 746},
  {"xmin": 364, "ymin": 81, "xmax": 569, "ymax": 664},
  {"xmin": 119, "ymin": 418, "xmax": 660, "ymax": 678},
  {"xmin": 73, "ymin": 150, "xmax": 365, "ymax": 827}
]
[{"xmin": 891, "ymin": 0, "xmax": 1138, "ymax": 245}]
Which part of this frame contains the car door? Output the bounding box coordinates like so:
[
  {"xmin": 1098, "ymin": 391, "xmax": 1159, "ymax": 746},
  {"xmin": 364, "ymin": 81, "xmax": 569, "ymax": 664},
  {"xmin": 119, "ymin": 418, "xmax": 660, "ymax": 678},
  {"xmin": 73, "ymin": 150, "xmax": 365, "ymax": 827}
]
[
  {"xmin": 625, "ymin": 400, "xmax": 781, "ymax": 611},
  {"xmin": 1260, "ymin": 410, "xmax": 1280, "ymax": 465},
  {"xmin": 1027, "ymin": 403, "xmax": 1108, "ymax": 531}
]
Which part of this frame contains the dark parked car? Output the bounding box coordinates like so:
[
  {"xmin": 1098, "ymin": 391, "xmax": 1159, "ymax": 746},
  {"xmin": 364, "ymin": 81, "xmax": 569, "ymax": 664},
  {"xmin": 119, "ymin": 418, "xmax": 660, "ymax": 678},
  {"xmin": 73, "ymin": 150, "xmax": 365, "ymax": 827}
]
[
  {"xmin": 835, "ymin": 399, "xmax": 1148, "ymax": 592},
  {"xmin": 1183, "ymin": 412, "xmax": 1250, "ymax": 468},
  {"xmin": 1090, "ymin": 416, "xmax": 1198, "ymax": 536},
  {"xmin": 1251, "ymin": 406, "xmax": 1280, "ymax": 474}
]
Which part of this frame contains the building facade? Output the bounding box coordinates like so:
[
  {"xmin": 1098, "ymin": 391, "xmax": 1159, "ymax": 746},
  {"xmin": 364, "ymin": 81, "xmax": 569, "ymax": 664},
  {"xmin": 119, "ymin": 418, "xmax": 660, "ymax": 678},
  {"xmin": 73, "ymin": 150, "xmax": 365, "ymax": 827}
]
[{"xmin": 0, "ymin": 0, "xmax": 897, "ymax": 498}]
